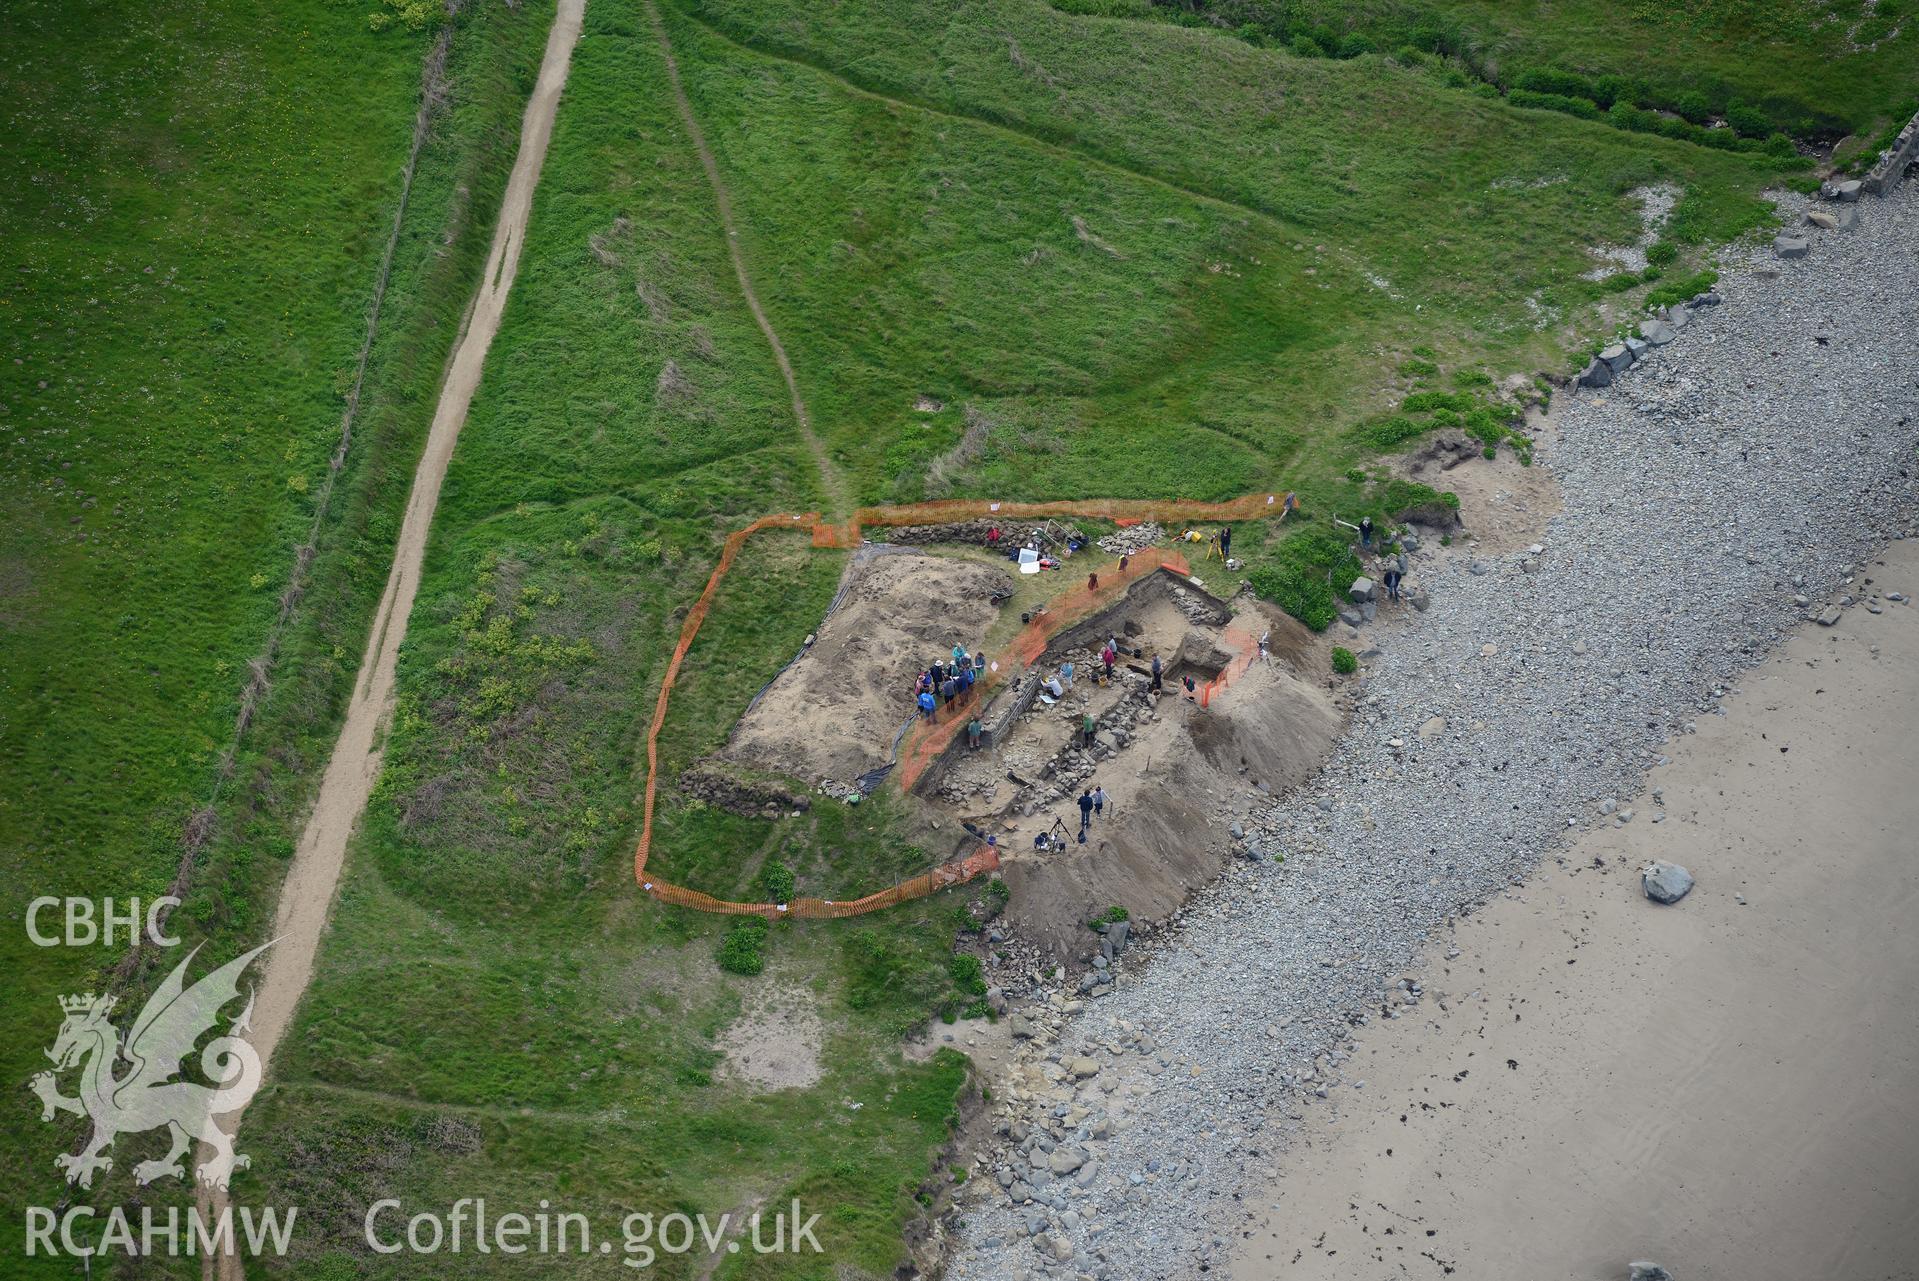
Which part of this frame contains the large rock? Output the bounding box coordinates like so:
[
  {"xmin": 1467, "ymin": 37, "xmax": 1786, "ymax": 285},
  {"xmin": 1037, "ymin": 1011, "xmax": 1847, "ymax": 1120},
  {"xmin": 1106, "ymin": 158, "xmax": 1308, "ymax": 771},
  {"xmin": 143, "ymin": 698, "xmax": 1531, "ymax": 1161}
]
[
  {"xmin": 1623, "ymin": 336, "xmax": 1650, "ymax": 361},
  {"xmin": 1774, "ymin": 235, "xmax": 1810, "ymax": 259},
  {"xmin": 1835, "ymin": 179, "xmax": 1862, "ymax": 202},
  {"xmin": 1666, "ymin": 304, "xmax": 1691, "ymax": 329},
  {"xmin": 1804, "ymin": 209, "xmax": 1839, "ymax": 230},
  {"xmin": 1349, "ymin": 576, "xmax": 1376, "ymax": 603},
  {"xmin": 1629, "ymin": 1264, "xmax": 1675, "ymax": 1281},
  {"xmin": 1638, "ymin": 319, "xmax": 1677, "ymax": 346},
  {"xmin": 1599, "ymin": 343, "xmax": 1633, "ymax": 372},
  {"xmin": 1579, "ymin": 358, "xmax": 1614, "ymax": 388},
  {"xmin": 1835, "ymin": 205, "xmax": 1860, "ymax": 232},
  {"xmin": 1642, "ymin": 861, "xmax": 1694, "ymax": 905}
]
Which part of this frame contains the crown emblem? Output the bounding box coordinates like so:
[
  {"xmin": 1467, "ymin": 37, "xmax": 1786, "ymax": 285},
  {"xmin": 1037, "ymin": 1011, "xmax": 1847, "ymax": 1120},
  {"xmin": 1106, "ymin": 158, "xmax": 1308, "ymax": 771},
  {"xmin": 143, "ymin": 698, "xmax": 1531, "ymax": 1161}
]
[{"xmin": 59, "ymin": 992, "xmax": 114, "ymax": 1016}]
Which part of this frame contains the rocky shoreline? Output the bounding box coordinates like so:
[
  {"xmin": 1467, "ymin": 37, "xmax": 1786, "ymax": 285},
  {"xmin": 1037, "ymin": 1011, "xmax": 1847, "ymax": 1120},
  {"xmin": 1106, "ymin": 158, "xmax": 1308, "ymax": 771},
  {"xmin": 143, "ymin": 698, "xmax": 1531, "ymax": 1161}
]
[{"xmin": 943, "ymin": 180, "xmax": 1919, "ymax": 1279}]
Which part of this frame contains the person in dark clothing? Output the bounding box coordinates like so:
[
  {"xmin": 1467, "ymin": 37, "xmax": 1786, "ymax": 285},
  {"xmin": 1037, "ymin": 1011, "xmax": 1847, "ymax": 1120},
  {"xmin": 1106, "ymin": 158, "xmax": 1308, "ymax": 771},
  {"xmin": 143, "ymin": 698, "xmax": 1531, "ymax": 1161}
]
[
  {"xmin": 930, "ymin": 660, "xmax": 944, "ymax": 690},
  {"xmin": 918, "ymin": 690, "xmax": 936, "ymax": 719},
  {"xmin": 1383, "ymin": 566, "xmax": 1403, "ymax": 602},
  {"xmin": 1358, "ymin": 516, "xmax": 1375, "ymax": 548},
  {"xmin": 1078, "ymin": 789, "xmax": 1094, "ymax": 832},
  {"xmin": 1087, "ymin": 571, "xmax": 1099, "ymax": 593},
  {"xmin": 941, "ymin": 676, "xmax": 958, "ymax": 706},
  {"xmin": 1219, "ymin": 526, "xmax": 1232, "ymax": 559},
  {"xmin": 1150, "ymin": 653, "xmax": 1163, "ymax": 693},
  {"xmin": 966, "ymin": 718, "xmax": 982, "ymax": 749}
]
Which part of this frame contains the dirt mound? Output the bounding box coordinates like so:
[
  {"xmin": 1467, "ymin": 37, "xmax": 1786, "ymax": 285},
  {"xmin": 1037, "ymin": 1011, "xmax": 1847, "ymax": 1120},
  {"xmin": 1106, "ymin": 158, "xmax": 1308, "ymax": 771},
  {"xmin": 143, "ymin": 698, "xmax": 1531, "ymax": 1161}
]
[
  {"xmin": 721, "ymin": 550, "xmax": 1014, "ymax": 788},
  {"xmin": 969, "ymin": 603, "xmax": 1342, "ymax": 958}
]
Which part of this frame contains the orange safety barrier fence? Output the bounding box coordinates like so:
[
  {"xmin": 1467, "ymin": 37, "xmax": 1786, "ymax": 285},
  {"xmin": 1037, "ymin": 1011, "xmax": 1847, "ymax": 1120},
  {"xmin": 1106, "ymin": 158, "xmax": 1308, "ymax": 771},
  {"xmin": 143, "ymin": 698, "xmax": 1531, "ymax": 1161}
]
[{"xmin": 633, "ymin": 493, "xmax": 1296, "ymax": 918}]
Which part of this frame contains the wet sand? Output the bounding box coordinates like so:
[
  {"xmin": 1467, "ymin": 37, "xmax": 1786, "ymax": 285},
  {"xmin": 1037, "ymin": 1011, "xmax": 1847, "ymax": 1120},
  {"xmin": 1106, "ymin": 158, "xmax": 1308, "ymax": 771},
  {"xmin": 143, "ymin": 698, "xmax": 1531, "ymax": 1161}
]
[{"xmin": 1232, "ymin": 541, "xmax": 1919, "ymax": 1281}]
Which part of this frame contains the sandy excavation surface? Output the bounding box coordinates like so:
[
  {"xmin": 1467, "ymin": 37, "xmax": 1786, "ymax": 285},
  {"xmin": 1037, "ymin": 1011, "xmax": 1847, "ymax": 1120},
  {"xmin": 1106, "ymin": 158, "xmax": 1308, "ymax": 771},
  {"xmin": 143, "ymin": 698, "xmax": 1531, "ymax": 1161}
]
[
  {"xmin": 722, "ymin": 549, "xmax": 1014, "ymax": 787},
  {"xmin": 1232, "ymin": 540, "xmax": 1919, "ymax": 1281},
  {"xmin": 979, "ymin": 597, "xmax": 1345, "ymax": 957}
]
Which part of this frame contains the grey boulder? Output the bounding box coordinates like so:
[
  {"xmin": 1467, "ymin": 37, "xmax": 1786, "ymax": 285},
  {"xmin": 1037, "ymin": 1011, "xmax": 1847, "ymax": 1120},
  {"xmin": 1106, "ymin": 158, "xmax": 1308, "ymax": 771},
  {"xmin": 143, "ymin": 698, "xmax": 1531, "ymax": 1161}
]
[
  {"xmin": 1774, "ymin": 235, "xmax": 1810, "ymax": 259},
  {"xmin": 1579, "ymin": 358, "xmax": 1615, "ymax": 388},
  {"xmin": 1629, "ymin": 1264, "xmax": 1675, "ymax": 1281},
  {"xmin": 1642, "ymin": 861, "xmax": 1695, "ymax": 905},
  {"xmin": 1638, "ymin": 319, "xmax": 1677, "ymax": 346},
  {"xmin": 1599, "ymin": 343, "xmax": 1633, "ymax": 371}
]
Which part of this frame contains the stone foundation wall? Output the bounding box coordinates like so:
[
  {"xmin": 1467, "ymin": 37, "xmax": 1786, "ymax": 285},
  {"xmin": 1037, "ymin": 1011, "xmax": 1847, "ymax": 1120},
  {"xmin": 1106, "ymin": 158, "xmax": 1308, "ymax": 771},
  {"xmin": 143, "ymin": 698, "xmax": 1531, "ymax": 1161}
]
[{"xmin": 1864, "ymin": 109, "xmax": 1919, "ymax": 196}]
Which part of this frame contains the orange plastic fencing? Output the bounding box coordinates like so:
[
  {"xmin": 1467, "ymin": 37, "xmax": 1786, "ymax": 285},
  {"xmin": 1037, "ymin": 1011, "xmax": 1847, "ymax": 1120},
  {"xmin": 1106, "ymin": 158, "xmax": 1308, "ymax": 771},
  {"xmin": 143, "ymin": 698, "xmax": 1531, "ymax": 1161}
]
[{"xmin": 632, "ymin": 493, "xmax": 1296, "ymax": 918}]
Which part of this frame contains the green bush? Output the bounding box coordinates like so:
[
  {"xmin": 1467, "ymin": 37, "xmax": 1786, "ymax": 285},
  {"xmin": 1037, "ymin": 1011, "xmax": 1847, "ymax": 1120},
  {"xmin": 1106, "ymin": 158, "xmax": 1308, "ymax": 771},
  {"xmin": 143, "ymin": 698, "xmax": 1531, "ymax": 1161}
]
[
  {"xmin": 1335, "ymin": 33, "xmax": 1376, "ymax": 59},
  {"xmin": 1249, "ymin": 528, "xmax": 1363, "ymax": 631},
  {"xmin": 1508, "ymin": 89, "xmax": 1602, "ymax": 121},
  {"xmin": 1331, "ymin": 647, "xmax": 1358, "ymax": 675},
  {"xmin": 1645, "ymin": 240, "xmax": 1678, "ymax": 266},
  {"xmin": 1514, "ymin": 68, "xmax": 1595, "ymax": 100},
  {"xmin": 1090, "ymin": 905, "xmax": 1129, "ymax": 927},
  {"xmin": 948, "ymin": 952, "xmax": 987, "ymax": 996},
  {"xmin": 1357, "ymin": 415, "xmax": 1427, "ymax": 449},
  {"xmin": 718, "ymin": 917, "xmax": 769, "ymax": 976},
  {"xmin": 1673, "ymin": 90, "xmax": 1713, "ymax": 124},
  {"xmin": 1591, "ymin": 74, "xmax": 1641, "ymax": 110},
  {"xmin": 1725, "ymin": 101, "xmax": 1772, "ymax": 139},
  {"xmin": 984, "ymin": 877, "xmax": 1010, "ymax": 915},
  {"xmin": 1289, "ymin": 33, "xmax": 1325, "ymax": 57},
  {"xmin": 758, "ymin": 859, "xmax": 796, "ymax": 903}
]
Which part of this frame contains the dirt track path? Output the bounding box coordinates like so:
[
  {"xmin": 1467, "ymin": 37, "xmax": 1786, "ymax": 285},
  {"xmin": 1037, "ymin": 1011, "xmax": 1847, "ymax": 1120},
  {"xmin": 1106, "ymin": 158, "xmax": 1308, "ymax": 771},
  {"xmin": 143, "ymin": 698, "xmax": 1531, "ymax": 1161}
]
[
  {"xmin": 642, "ymin": 0, "xmax": 852, "ymax": 518},
  {"xmin": 205, "ymin": 2, "xmax": 585, "ymax": 1272}
]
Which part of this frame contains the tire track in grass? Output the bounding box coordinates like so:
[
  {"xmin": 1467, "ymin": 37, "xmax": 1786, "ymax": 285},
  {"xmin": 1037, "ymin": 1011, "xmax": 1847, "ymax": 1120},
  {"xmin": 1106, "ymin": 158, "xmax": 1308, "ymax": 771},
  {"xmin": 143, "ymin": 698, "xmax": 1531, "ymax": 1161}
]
[
  {"xmin": 200, "ymin": 3, "xmax": 587, "ymax": 1274},
  {"xmin": 643, "ymin": 0, "xmax": 854, "ymax": 518}
]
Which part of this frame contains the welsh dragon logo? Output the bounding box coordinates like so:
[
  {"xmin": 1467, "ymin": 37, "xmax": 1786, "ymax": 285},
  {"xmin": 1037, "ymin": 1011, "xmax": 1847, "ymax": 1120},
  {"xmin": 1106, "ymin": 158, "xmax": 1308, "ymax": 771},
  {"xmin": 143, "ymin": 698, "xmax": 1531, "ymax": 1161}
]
[{"xmin": 31, "ymin": 941, "xmax": 272, "ymax": 1191}]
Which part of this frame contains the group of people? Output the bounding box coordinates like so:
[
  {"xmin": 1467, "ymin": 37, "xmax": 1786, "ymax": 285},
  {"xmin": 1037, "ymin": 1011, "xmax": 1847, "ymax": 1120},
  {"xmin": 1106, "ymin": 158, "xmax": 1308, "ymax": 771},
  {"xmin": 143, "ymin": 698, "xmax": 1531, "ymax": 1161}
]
[
  {"xmin": 1032, "ymin": 784, "xmax": 1109, "ymax": 851},
  {"xmin": 915, "ymin": 643, "xmax": 987, "ymax": 719},
  {"xmin": 1343, "ymin": 515, "xmax": 1412, "ymax": 604}
]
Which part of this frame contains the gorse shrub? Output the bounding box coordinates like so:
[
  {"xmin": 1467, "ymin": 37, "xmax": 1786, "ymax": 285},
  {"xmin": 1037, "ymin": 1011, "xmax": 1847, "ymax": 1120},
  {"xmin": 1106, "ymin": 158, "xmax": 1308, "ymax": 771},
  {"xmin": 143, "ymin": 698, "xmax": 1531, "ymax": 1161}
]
[
  {"xmin": 1249, "ymin": 528, "xmax": 1362, "ymax": 631},
  {"xmin": 1513, "ymin": 67, "xmax": 1595, "ymax": 100},
  {"xmin": 1331, "ymin": 647, "xmax": 1358, "ymax": 675},
  {"xmin": 758, "ymin": 859, "xmax": 796, "ymax": 903},
  {"xmin": 1673, "ymin": 90, "xmax": 1713, "ymax": 124},
  {"xmin": 1509, "ymin": 89, "xmax": 1602, "ymax": 121},
  {"xmin": 718, "ymin": 917, "xmax": 769, "ymax": 975},
  {"xmin": 1725, "ymin": 101, "xmax": 1772, "ymax": 139}
]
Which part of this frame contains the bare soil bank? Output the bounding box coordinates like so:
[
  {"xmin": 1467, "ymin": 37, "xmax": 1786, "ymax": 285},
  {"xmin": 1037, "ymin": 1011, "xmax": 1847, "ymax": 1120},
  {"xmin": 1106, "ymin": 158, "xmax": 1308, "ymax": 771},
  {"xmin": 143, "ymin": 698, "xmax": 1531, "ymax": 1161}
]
[
  {"xmin": 1232, "ymin": 541, "xmax": 1919, "ymax": 1281},
  {"xmin": 721, "ymin": 548, "xmax": 1014, "ymax": 788}
]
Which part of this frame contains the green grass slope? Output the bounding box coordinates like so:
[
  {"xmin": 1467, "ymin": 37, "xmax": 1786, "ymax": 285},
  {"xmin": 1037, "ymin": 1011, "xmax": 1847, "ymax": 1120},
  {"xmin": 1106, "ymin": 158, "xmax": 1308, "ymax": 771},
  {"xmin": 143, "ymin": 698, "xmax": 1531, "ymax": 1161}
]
[
  {"xmin": 229, "ymin": 7, "xmax": 990, "ymax": 1275},
  {"xmin": 0, "ymin": 0, "xmax": 553, "ymax": 1250}
]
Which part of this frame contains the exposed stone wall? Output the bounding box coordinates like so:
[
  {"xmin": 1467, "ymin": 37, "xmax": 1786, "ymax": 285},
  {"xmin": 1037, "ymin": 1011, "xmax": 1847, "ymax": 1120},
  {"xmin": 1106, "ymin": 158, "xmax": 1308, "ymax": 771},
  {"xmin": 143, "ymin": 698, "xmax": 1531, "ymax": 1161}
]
[
  {"xmin": 678, "ymin": 761, "xmax": 813, "ymax": 818},
  {"xmin": 1864, "ymin": 108, "xmax": 1919, "ymax": 196}
]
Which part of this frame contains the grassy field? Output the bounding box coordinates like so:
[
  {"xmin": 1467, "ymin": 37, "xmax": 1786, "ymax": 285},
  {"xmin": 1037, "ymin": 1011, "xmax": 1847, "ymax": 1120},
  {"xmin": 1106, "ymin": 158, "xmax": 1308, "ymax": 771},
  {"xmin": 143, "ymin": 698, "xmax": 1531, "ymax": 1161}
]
[
  {"xmin": 669, "ymin": 0, "xmax": 1785, "ymax": 510},
  {"xmin": 227, "ymin": 7, "xmax": 993, "ymax": 1275},
  {"xmin": 0, "ymin": 0, "xmax": 553, "ymax": 1254}
]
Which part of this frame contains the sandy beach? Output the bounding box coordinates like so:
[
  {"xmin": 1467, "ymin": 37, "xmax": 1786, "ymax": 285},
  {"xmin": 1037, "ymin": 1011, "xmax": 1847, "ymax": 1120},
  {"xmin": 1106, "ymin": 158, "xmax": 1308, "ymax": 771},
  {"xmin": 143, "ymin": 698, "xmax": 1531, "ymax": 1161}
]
[{"xmin": 1231, "ymin": 541, "xmax": 1919, "ymax": 1281}]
